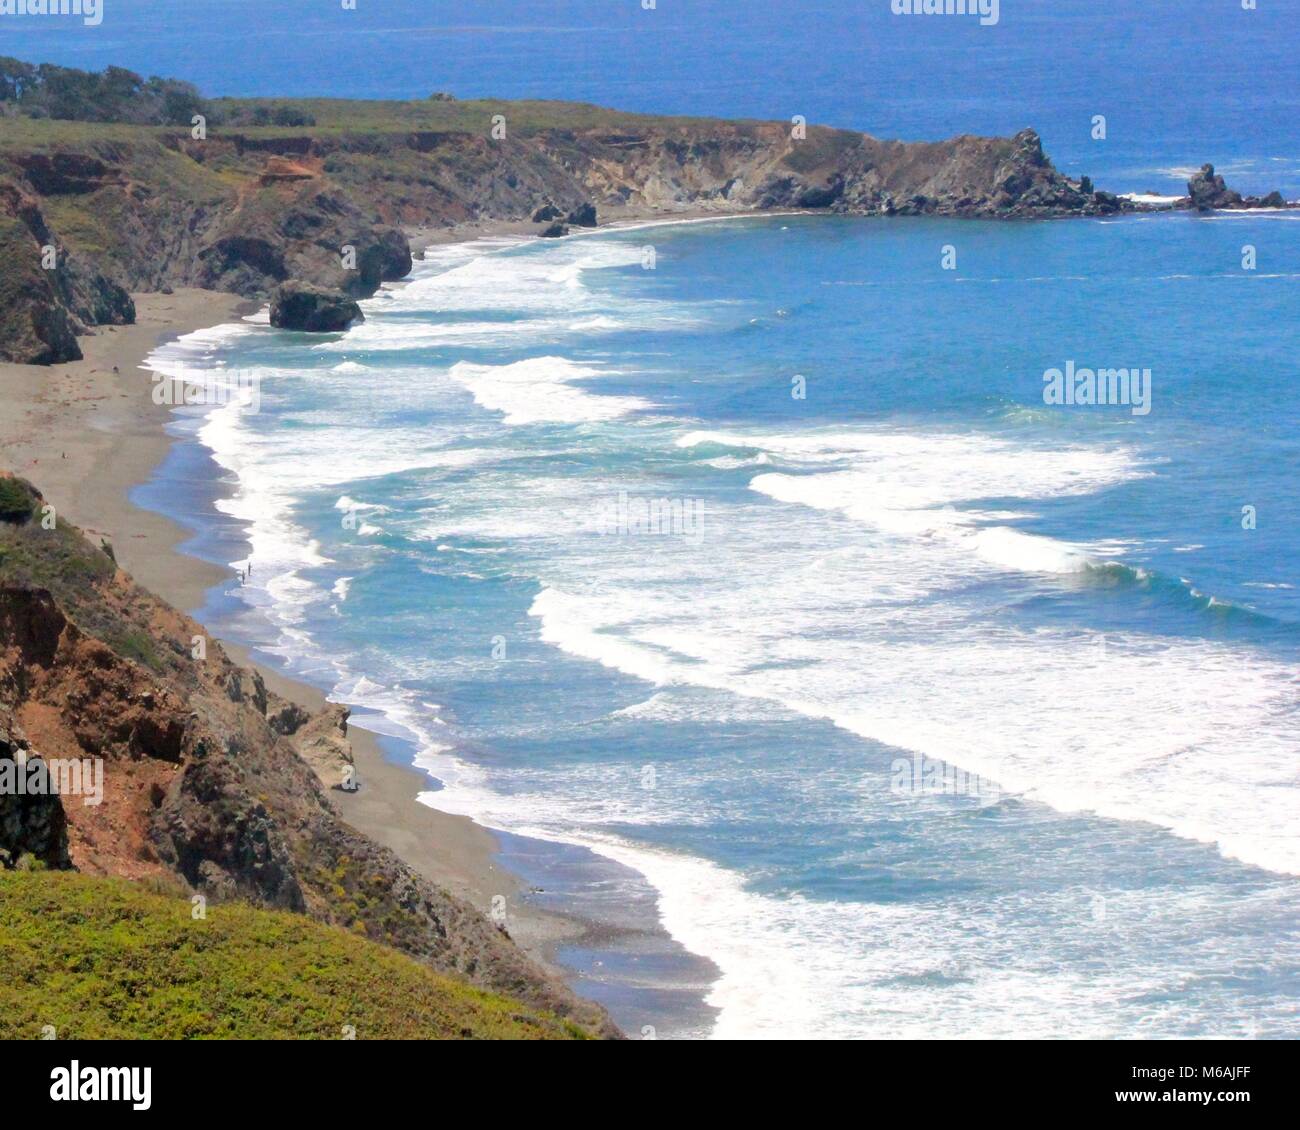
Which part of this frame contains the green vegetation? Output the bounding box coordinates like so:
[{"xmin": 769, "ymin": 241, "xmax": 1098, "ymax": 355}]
[
  {"xmin": 108, "ymin": 628, "xmax": 163, "ymax": 673},
  {"xmin": 0, "ymin": 870, "xmax": 589, "ymax": 1039},
  {"xmin": 0, "ymin": 483, "xmax": 116, "ymax": 594},
  {"xmin": 0, "ymin": 55, "xmax": 742, "ymax": 143},
  {"xmin": 0, "ymin": 99, "xmax": 735, "ymax": 155},
  {"xmin": 0, "ymin": 58, "xmax": 203, "ymax": 126},
  {"xmin": 0, "ymin": 475, "xmax": 38, "ymax": 524},
  {"xmin": 207, "ymin": 95, "xmax": 736, "ymax": 136},
  {"xmin": 0, "ymin": 57, "xmax": 451, "ymax": 135}
]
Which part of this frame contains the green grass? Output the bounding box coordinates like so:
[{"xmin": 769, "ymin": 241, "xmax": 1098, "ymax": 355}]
[
  {"xmin": 0, "ymin": 98, "xmax": 762, "ymax": 157},
  {"xmin": 207, "ymin": 96, "xmax": 747, "ymax": 136},
  {"xmin": 0, "ymin": 871, "xmax": 590, "ymax": 1040},
  {"xmin": 0, "ymin": 502, "xmax": 116, "ymax": 594},
  {"xmin": 108, "ymin": 628, "xmax": 162, "ymax": 673}
]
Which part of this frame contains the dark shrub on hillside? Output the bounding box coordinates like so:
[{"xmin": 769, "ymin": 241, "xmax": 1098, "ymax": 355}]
[
  {"xmin": 0, "ymin": 477, "xmax": 38, "ymax": 524},
  {"xmin": 0, "ymin": 57, "xmax": 207, "ymax": 126}
]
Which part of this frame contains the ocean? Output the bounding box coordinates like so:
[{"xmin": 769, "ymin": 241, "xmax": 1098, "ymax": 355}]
[
  {"xmin": 138, "ymin": 208, "xmax": 1300, "ymax": 1038},
  {"xmin": 17, "ymin": 0, "xmax": 1297, "ymax": 1039}
]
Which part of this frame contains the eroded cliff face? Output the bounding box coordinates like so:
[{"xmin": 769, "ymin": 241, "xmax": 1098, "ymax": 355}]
[
  {"xmin": 0, "ymin": 179, "xmax": 133, "ymax": 364},
  {"xmin": 6, "ymin": 104, "xmax": 1289, "ymax": 359},
  {"xmin": 0, "ymin": 111, "xmax": 1112, "ymax": 360},
  {"xmin": 0, "ymin": 475, "xmax": 615, "ymax": 1037}
]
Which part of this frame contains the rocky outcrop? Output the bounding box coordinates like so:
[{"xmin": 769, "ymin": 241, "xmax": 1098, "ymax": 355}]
[
  {"xmin": 0, "ymin": 223, "xmax": 82, "ymax": 364},
  {"xmin": 192, "ymin": 179, "xmax": 413, "ymax": 300},
  {"xmin": 0, "ymin": 472, "xmax": 616, "ymax": 1036},
  {"xmin": 269, "ymin": 282, "xmax": 363, "ymax": 332},
  {"xmin": 1187, "ymin": 163, "xmax": 1290, "ymax": 212},
  {"xmin": 0, "ymin": 708, "xmax": 70, "ymax": 870},
  {"xmin": 284, "ymin": 702, "xmax": 355, "ymax": 790},
  {"xmin": 566, "ymin": 202, "xmax": 598, "ymax": 227},
  {"xmin": 0, "ymin": 184, "xmax": 133, "ymax": 364},
  {"xmin": 4, "ymin": 82, "xmax": 1294, "ymax": 364},
  {"xmin": 1188, "ymin": 164, "xmax": 1242, "ymax": 211}
]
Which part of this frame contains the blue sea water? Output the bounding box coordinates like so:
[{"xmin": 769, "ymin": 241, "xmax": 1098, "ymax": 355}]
[{"xmin": 139, "ymin": 209, "xmax": 1300, "ymax": 1038}]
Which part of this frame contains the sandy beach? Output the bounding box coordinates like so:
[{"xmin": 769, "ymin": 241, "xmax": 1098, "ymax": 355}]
[
  {"xmin": 0, "ymin": 285, "xmax": 587, "ymax": 965},
  {"xmin": 0, "ymin": 204, "xmax": 759, "ymax": 1031}
]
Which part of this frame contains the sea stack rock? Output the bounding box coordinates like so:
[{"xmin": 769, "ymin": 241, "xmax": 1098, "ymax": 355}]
[
  {"xmin": 538, "ymin": 222, "xmax": 570, "ymax": 238},
  {"xmin": 270, "ymin": 282, "xmax": 364, "ymax": 332},
  {"xmin": 1188, "ymin": 164, "xmax": 1243, "ymax": 211}
]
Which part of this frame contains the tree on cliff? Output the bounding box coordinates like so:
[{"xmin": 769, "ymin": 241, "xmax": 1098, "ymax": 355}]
[{"xmin": 0, "ymin": 57, "xmax": 205, "ymax": 126}]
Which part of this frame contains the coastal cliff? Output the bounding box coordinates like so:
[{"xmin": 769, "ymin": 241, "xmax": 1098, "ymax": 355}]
[
  {"xmin": 8, "ymin": 66, "xmax": 1296, "ymax": 361},
  {"xmin": 0, "ymin": 474, "xmax": 616, "ymax": 1038},
  {"xmin": 4, "ymin": 62, "xmax": 1294, "ymax": 360},
  {"xmin": 0, "ymin": 60, "xmax": 1131, "ymax": 361}
]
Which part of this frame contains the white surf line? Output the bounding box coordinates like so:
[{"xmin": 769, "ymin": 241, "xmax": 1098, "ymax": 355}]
[{"xmin": 408, "ymin": 209, "xmax": 816, "ymax": 261}]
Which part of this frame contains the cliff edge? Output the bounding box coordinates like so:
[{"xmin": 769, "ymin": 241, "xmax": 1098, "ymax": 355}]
[
  {"xmin": 0, "ymin": 473, "xmax": 617, "ymax": 1038},
  {"xmin": 0, "ymin": 61, "xmax": 1133, "ymax": 362}
]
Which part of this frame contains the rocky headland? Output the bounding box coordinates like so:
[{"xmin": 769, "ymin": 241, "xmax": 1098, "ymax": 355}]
[{"xmin": 3, "ymin": 60, "xmax": 1289, "ymax": 362}]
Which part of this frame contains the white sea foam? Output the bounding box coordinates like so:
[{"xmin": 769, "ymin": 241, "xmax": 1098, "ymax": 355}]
[
  {"xmin": 520, "ymin": 426, "xmax": 1300, "ymax": 883},
  {"xmin": 449, "ymin": 356, "xmax": 655, "ymax": 425},
  {"xmin": 701, "ymin": 429, "xmax": 1140, "ymax": 577},
  {"xmin": 143, "ymin": 223, "xmax": 1300, "ymax": 1042},
  {"xmin": 145, "ymin": 321, "xmax": 261, "ymax": 380},
  {"xmin": 1121, "ymin": 193, "xmax": 1184, "ymax": 205},
  {"xmin": 519, "ymin": 833, "xmax": 1216, "ymax": 1039},
  {"xmin": 316, "ymin": 236, "xmax": 707, "ymax": 354}
]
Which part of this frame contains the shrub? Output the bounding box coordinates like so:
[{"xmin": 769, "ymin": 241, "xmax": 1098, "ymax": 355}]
[{"xmin": 0, "ymin": 477, "xmax": 37, "ymax": 524}]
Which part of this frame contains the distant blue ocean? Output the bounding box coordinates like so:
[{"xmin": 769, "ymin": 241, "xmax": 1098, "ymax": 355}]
[
  {"xmin": 140, "ymin": 209, "xmax": 1300, "ymax": 1038},
  {"xmin": 26, "ymin": 1, "xmax": 1296, "ymax": 1037}
]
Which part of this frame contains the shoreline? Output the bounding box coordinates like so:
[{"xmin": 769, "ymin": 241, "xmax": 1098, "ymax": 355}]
[
  {"xmin": 0, "ymin": 284, "xmax": 605, "ymax": 967},
  {"xmin": 0, "ymin": 210, "xmax": 738, "ymax": 1034}
]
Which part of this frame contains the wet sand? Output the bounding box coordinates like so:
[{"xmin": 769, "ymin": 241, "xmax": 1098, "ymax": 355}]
[
  {"xmin": 0, "ymin": 287, "xmax": 584, "ymax": 961},
  {"xmin": 0, "ymin": 212, "xmax": 733, "ymax": 1031}
]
